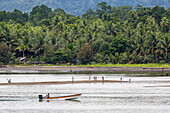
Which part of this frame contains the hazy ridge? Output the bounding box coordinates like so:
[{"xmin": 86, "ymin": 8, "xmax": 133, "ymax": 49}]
[{"xmin": 0, "ymin": 0, "xmax": 169, "ymax": 16}]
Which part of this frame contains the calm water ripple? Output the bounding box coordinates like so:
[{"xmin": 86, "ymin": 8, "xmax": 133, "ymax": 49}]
[{"xmin": 0, "ymin": 74, "xmax": 170, "ymax": 113}]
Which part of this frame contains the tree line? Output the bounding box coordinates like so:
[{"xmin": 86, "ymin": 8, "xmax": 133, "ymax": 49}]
[{"xmin": 0, "ymin": 2, "xmax": 169, "ymax": 65}]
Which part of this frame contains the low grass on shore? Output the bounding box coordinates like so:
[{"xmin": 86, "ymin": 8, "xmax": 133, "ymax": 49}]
[
  {"xmin": 10, "ymin": 63, "xmax": 170, "ymax": 68},
  {"xmin": 78, "ymin": 63, "xmax": 170, "ymax": 68}
]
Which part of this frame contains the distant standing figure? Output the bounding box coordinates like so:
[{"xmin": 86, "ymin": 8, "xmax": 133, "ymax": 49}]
[
  {"xmin": 89, "ymin": 76, "xmax": 91, "ymax": 81},
  {"xmin": 72, "ymin": 76, "xmax": 74, "ymax": 82},
  {"xmin": 102, "ymin": 76, "xmax": 104, "ymax": 81},
  {"xmin": 120, "ymin": 77, "xmax": 122, "ymax": 81}
]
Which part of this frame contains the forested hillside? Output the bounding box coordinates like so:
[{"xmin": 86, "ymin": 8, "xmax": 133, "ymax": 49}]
[
  {"xmin": 0, "ymin": 0, "xmax": 169, "ymax": 16},
  {"xmin": 0, "ymin": 2, "xmax": 170, "ymax": 65}
]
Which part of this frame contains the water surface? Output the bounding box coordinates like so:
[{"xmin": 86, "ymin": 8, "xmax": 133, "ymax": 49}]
[{"xmin": 0, "ymin": 73, "xmax": 170, "ymax": 113}]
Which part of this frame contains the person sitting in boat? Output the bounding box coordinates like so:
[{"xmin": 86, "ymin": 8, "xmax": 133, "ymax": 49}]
[{"xmin": 46, "ymin": 93, "xmax": 50, "ymax": 98}]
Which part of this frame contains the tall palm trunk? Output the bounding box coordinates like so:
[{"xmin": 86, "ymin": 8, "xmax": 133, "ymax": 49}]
[
  {"xmin": 23, "ymin": 50, "xmax": 25, "ymax": 63},
  {"xmin": 165, "ymin": 50, "xmax": 168, "ymax": 61},
  {"xmin": 23, "ymin": 51, "xmax": 25, "ymax": 57},
  {"xmin": 156, "ymin": 53, "xmax": 158, "ymax": 63}
]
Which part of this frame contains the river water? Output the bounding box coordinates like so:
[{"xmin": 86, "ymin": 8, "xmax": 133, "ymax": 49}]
[{"xmin": 0, "ymin": 73, "xmax": 170, "ymax": 113}]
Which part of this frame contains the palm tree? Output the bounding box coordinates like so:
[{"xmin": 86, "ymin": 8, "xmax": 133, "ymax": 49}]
[
  {"xmin": 1, "ymin": 24, "xmax": 18, "ymax": 49},
  {"xmin": 31, "ymin": 28, "xmax": 46, "ymax": 60},
  {"xmin": 16, "ymin": 35, "xmax": 30, "ymax": 63},
  {"xmin": 77, "ymin": 43, "xmax": 92, "ymax": 64},
  {"xmin": 159, "ymin": 34, "xmax": 170, "ymax": 62},
  {"xmin": 130, "ymin": 22, "xmax": 148, "ymax": 63},
  {"xmin": 160, "ymin": 17, "xmax": 169, "ymax": 33},
  {"xmin": 146, "ymin": 32, "xmax": 160, "ymax": 63}
]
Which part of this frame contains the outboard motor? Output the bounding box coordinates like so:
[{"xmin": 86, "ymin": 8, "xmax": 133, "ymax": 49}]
[{"xmin": 39, "ymin": 95, "xmax": 43, "ymax": 102}]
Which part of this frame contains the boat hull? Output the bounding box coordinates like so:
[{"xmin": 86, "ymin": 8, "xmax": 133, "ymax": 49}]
[{"xmin": 39, "ymin": 93, "xmax": 82, "ymax": 100}]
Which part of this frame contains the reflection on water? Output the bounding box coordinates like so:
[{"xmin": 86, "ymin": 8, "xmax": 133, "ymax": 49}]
[
  {"xmin": 0, "ymin": 73, "xmax": 170, "ymax": 113},
  {"xmin": 39, "ymin": 99, "xmax": 81, "ymax": 103},
  {"xmin": 0, "ymin": 99, "xmax": 25, "ymax": 101}
]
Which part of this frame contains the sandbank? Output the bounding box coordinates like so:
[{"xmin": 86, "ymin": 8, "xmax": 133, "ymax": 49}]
[{"xmin": 0, "ymin": 80, "xmax": 128, "ymax": 86}]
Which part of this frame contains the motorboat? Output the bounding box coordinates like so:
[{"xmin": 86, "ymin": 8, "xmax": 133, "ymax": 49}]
[{"xmin": 39, "ymin": 93, "xmax": 82, "ymax": 100}]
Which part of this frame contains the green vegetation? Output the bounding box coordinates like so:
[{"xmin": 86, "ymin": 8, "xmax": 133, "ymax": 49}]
[
  {"xmin": 0, "ymin": 2, "xmax": 170, "ymax": 66},
  {"xmin": 78, "ymin": 64, "xmax": 170, "ymax": 68},
  {"xmin": 9, "ymin": 63, "xmax": 170, "ymax": 68}
]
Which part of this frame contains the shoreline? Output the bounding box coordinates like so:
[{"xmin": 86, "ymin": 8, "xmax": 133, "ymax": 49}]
[
  {"xmin": 0, "ymin": 66, "xmax": 170, "ymax": 87},
  {"xmin": 0, "ymin": 80, "xmax": 128, "ymax": 86},
  {"xmin": 0, "ymin": 66, "xmax": 170, "ymax": 73}
]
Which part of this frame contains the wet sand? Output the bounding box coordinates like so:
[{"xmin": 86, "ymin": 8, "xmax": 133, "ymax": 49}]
[
  {"xmin": 0, "ymin": 66, "xmax": 170, "ymax": 72},
  {"xmin": 0, "ymin": 80, "xmax": 128, "ymax": 85},
  {"xmin": 145, "ymin": 85, "xmax": 170, "ymax": 87}
]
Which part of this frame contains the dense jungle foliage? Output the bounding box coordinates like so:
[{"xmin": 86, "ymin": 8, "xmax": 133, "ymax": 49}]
[
  {"xmin": 0, "ymin": 2, "xmax": 170, "ymax": 65},
  {"xmin": 0, "ymin": 0, "xmax": 169, "ymax": 16}
]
